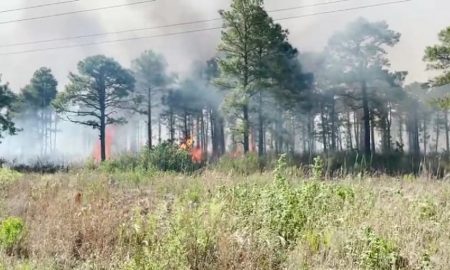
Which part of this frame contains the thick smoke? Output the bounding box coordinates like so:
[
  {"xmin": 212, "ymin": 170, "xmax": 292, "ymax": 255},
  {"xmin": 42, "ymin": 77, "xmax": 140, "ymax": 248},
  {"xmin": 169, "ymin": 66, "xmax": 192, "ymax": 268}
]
[{"xmin": 0, "ymin": 0, "xmax": 448, "ymax": 162}]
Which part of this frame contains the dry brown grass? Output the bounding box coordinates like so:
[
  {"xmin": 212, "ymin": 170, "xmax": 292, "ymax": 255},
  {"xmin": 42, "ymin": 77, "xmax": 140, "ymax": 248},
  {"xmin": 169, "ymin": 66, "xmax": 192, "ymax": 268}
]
[{"xmin": 0, "ymin": 170, "xmax": 449, "ymax": 269}]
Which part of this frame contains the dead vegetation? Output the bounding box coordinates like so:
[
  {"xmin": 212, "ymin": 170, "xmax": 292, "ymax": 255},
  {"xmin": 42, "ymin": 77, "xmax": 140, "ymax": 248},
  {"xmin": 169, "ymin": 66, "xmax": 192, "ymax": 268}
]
[{"xmin": 0, "ymin": 167, "xmax": 449, "ymax": 269}]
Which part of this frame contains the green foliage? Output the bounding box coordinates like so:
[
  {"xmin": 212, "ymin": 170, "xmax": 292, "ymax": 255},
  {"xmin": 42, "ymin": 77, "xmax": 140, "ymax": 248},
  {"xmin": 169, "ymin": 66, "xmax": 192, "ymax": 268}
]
[
  {"xmin": 420, "ymin": 251, "xmax": 433, "ymax": 270},
  {"xmin": 115, "ymin": 156, "xmax": 356, "ymax": 269},
  {"xmin": 20, "ymin": 67, "xmax": 58, "ymax": 110},
  {"xmin": 54, "ymin": 55, "xmax": 136, "ymax": 161},
  {"xmin": 0, "ymin": 168, "xmax": 21, "ymax": 187},
  {"xmin": 361, "ymin": 228, "xmax": 401, "ymax": 270},
  {"xmin": 100, "ymin": 142, "xmax": 202, "ymax": 174},
  {"xmin": 0, "ymin": 217, "xmax": 25, "ymax": 252},
  {"xmin": 416, "ymin": 198, "xmax": 438, "ymax": 220},
  {"xmin": 145, "ymin": 142, "xmax": 201, "ymax": 173},
  {"xmin": 424, "ymin": 26, "xmax": 450, "ymax": 87},
  {"xmin": 0, "ymin": 79, "xmax": 17, "ymax": 142},
  {"xmin": 218, "ymin": 157, "xmax": 355, "ymax": 245},
  {"xmin": 121, "ymin": 192, "xmax": 223, "ymax": 269},
  {"xmin": 217, "ymin": 0, "xmax": 304, "ymax": 153}
]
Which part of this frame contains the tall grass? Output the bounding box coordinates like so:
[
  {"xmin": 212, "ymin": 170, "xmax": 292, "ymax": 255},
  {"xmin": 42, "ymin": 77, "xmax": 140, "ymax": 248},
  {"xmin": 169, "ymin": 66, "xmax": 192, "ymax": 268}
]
[{"xmin": 0, "ymin": 159, "xmax": 449, "ymax": 269}]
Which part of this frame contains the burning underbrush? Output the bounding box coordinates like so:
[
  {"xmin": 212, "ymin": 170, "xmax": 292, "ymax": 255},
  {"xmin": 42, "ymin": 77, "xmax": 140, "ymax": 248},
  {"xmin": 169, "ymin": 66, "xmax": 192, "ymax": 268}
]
[{"xmin": 98, "ymin": 140, "xmax": 204, "ymax": 174}]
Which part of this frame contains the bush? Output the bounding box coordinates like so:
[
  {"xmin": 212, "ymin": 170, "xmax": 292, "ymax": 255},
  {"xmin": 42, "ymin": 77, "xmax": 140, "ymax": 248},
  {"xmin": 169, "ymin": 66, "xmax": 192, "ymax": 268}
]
[
  {"xmin": 99, "ymin": 142, "xmax": 202, "ymax": 173},
  {"xmin": 145, "ymin": 142, "xmax": 201, "ymax": 173},
  {"xmin": 416, "ymin": 198, "xmax": 438, "ymax": 220},
  {"xmin": 218, "ymin": 155, "xmax": 355, "ymax": 245},
  {"xmin": 361, "ymin": 228, "xmax": 403, "ymax": 270},
  {"xmin": 120, "ymin": 191, "xmax": 222, "ymax": 269},
  {"xmin": 0, "ymin": 168, "xmax": 21, "ymax": 187},
  {"xmin": 0, "ymin": 217, "xmax": 25, "ymax": 254}
]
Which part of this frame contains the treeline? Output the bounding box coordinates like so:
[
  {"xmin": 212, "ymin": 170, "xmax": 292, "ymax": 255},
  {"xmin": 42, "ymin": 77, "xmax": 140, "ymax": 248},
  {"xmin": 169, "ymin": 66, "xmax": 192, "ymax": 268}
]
[{"xmin": 0, "ymin": 0, "xmax": 449, "ymax": 166}]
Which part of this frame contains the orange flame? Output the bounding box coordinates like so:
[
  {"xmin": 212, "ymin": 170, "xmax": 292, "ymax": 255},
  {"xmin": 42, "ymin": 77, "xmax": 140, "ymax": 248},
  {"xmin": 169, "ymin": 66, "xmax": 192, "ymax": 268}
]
[
  {"xmin": 179, "ymin": 137, "xmax": 203, "ymax": 164},
  {"xmin": 191, "ymin": 147, "xmax": 203, "ymax": 164},
  {"xmin": 93, "ymin": 127, "xmax": 114, "ymax": 162}
]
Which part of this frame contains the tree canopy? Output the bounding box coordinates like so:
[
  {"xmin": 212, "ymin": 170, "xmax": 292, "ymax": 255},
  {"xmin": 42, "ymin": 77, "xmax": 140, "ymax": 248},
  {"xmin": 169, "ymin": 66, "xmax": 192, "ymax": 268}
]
[
  {"xmin": 54, "ymin": 55, "xmax": 135, "ymax": 161},
  {"xmin": 0, "ymin": 78, "xmax": 17, "ymax": 142}
]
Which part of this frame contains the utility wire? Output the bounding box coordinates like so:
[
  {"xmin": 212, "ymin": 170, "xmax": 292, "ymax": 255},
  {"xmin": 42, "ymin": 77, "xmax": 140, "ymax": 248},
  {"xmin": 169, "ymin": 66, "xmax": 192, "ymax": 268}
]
[
  {"xmin": 0, "ymin": 0, "xmax": 80, "ymax": 14},
  {"xmin": 0, "ymin": 0, "xmax": 412, "ymax": 56},
  {"xmin": 270, "ymin": 0, "xmax": 368, "ymax": 13},
  {"xmin": 0, "ymin": 0, "xmax": 156, "ymax": 25},
  {"xmin": 0, "ymin": 0, "xmax": 370, "ymax": 48}
]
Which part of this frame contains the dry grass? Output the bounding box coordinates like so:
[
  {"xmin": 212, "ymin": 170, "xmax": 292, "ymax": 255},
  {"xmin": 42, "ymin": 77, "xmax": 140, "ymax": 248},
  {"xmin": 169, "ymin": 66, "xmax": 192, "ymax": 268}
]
[{"xmin": 0, "ymin": 169, "xmax": 449, "ymax": 269}]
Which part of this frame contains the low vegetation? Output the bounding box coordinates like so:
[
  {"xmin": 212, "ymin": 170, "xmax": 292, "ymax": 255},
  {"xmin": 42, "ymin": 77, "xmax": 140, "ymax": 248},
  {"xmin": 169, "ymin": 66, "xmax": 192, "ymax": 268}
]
[{"xmin": 0, "ymin": 156, "xmax": 449, "ymax": 269}]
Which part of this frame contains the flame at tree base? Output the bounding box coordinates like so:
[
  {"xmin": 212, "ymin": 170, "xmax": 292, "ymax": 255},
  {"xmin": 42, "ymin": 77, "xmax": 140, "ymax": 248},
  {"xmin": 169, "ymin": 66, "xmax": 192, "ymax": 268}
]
[
  {"xmin": 93, "ymin": 127, "xmax": 114, "ymax": 162},
  {"xmin": 179, "ymin": 137, "xmax": 204, "ymax": 164}
]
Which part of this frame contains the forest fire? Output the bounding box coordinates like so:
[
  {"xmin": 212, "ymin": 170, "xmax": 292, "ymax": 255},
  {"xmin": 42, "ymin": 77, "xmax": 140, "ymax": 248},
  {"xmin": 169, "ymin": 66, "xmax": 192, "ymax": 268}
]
[
  {"xmin": 180, "ymin": 137, "xmax": 203, "ymax": 164},
  {"xmin": 93, "ymin": 127, "xmax": 114, "ymax": 162}
]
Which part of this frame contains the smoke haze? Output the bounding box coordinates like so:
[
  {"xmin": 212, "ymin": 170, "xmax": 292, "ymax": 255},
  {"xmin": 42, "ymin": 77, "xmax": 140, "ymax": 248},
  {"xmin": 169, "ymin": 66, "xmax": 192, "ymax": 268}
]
[
  {"xmin": 0, "ymin": 0, "xmax": 447, "ymax": 89},
  {"xmin": 0, "ymin": 0, "xmax": 448, "ymax": 162}
]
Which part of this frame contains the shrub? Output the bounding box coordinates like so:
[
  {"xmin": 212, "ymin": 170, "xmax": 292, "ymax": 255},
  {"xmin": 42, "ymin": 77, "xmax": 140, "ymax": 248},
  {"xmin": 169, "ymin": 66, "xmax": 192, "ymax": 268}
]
[
  {"xmin": 100, "ymin": 153, "xmax": 142, "ymax": 172},
  {"xmin": 218, "ymin": 156, "xmax": 355, "ymax": 245},
  {"xmin": 0, "ymin": 168, "xmax": 21, "ymax": 187},
  {"xmin": 99, "ymin": 142, "xmax": 202, "ymax": 173},
  {"xmin": 361, "ymin": 228, "xmax": 402, "ymax": 270},
  {"xmin": 145, "ymin": 142, "xmax": 201, "ymax": 173},
  {"xmin": 416, "ymin": 198, "xmax": 438, "ymax": 220},
  {"xmin": 0, "ymin": 217, "xmax": 25, "ymax": 253},
  {"xmin": 121, "ymin": 194, "xmax": 223, "ymax": 269}
]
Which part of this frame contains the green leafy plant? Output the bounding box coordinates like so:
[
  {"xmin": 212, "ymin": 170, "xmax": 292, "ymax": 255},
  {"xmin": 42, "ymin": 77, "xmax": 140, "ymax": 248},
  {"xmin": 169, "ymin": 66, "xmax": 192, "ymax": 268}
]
[
  {"xmin": 361, "ymin": 228, "xmax": 402, "ymax": 270},
  {"xmin": 416, "ymin": 198, "xmax": 438, "ymax": 220},
  {"xmin": 0, "ymin": 217, "xmax": 25, "ymax": 253},
  {"xmin": 145, "ymin": 142, "xmax": 201, "ymax": 173},
  {"xmin": 99, "ymin": 141, "xmax": 202, "ymax": 174},
  {"xmin": 0, "ymin": 168, "xmax": 21, "ymax": 187}
]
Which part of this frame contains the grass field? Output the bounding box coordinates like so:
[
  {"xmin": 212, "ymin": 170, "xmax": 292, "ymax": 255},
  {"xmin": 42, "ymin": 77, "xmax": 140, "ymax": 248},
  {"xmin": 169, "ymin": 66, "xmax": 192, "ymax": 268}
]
[{"xmin": 0, "ymin": 161, "xmax": 449, "ymax": 269}]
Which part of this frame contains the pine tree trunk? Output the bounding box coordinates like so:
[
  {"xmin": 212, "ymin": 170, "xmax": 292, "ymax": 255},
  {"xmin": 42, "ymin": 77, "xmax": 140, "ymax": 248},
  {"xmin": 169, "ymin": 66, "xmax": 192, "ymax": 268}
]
[
  {"xmin": 354, "ymin": 112, "xmax": 360, "ymax": 150},
  {"xmin": 346, "ymin": 111, "xmax": 353, "ymax": 150},
  {"xmin": 445, "ymin": 109, "xmax": 449, "ymax": 153},
  {"xmin": 371, "ymin": 115, "xmax": 376, "ymax": 155},
  {"xmin": 398, "ymin": 114, "xmax": 404, "ymax": 149},
  {"xmin": 387, "ymin": 106, "xmax": 392, "ymax": 151},
  {"xmin": 362, "ymin": 80, "xmax": 371, "ymax": 158},
  {"xmin": 147, "ymin": 87, "xmax": 153, "ymax": 150},
  {"xmin": 243, "ymin": 105, "xmax": 250, "ymax": 153},
  {"xmin": 423, "ymin": 117, "xmax": 428, "ymax": 156},
  {"xmin": 258, "ymin": 91, "xmax": 264, "ymax": 157},
  {"xmin": 330, "ymin": 97, "xmax": 337, "ymax": 151},
  {"xmin": 169, "ymin": 107, "xmax": 175, "ymax": 142},
  {"xmin": 158, "ymin": 115, "xmax": 162, "ymax": 144},
  {"xmin": 99, "ymin": 87, "xmax": 106, "ymax": 162},
  {"xmin": 320, "ymin": 103, "xmax": 328, "ymax": 153},
  {"xmin": 435, "ymin": 112, "xmax": 440, "ymax": 153}
]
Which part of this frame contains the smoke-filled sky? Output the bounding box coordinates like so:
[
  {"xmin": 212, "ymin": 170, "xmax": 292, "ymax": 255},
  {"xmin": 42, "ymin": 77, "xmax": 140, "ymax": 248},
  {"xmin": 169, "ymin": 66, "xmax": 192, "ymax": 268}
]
[{"xmin": 0, "ymin": 0, "xmax": 447, "ymax": 92}]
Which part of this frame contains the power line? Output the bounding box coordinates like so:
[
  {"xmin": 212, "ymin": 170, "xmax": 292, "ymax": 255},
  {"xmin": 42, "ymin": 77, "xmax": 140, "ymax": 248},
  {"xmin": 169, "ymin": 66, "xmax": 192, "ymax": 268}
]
[
  {"xmin": 270, "ymin": 0, "xmax": 368, "ymax": 13},
  {"xmin": 0, "ymin": 0, "xmax": 394, "ymax": 49},
  {"xmin": 0, "ymin": 0, "xmax": 156, "ymax": 25},
  {"xmin": 0, "ymin": 0, "xmax": 372, "ymax": 48},
  {"xmin": 276, "ymin": 0, "xmax": 412, "ymax": 21},
  {"xmin": 0, "ymin": 0, "xmax": 80, "ymax": 14},
  {"xmin": 0, "ymin": 0, "xmax": 412, "ymax": 56},
  {"xmin": 0, "ymin": 19, "xmax": 222, "ymax": 48}
]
